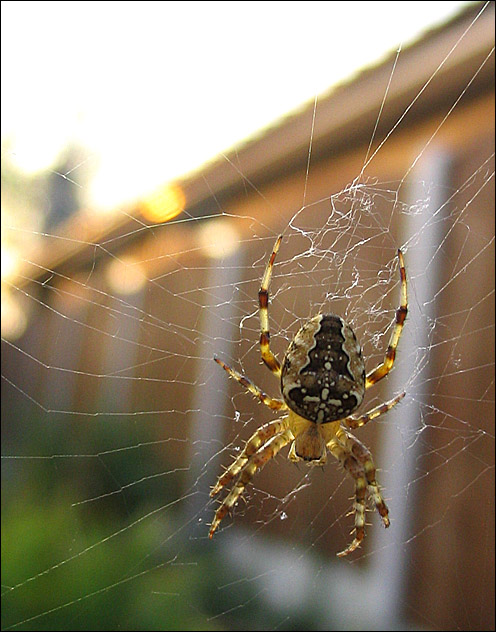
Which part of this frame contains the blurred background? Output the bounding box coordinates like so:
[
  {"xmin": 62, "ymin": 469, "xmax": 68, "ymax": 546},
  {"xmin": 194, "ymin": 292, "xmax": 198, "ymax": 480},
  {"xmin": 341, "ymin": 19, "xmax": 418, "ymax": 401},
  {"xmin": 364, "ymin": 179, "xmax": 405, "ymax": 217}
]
[{"xmin": 2, "ymin": 2, "xmax": 494, "ymax": 630}]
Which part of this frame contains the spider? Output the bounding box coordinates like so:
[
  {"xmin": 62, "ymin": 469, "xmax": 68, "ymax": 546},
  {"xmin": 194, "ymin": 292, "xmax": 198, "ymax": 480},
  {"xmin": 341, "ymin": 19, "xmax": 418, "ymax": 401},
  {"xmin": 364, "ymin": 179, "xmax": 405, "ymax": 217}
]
[{"xmin": 209, "ymin": 235, "xmax": 407, "ymax": 556}]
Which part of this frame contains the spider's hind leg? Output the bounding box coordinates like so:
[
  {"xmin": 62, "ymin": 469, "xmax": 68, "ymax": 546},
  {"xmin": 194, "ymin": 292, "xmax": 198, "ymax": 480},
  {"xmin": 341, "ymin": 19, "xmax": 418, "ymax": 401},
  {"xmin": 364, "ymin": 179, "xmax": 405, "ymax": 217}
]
[
  {"xmin": 344, "ymin": 391, "xmax": 405, "ymax": 430},
  {"xmin": 214, "ymin": 357, "xmax": 286, "ymax": 411},
  {"xmin": 258, "ymin": 235, "xmax": 283, "ymax": 377},
  {"xmin": 365, "ymin": 249, "xmax": 407, "ymax": 389}
]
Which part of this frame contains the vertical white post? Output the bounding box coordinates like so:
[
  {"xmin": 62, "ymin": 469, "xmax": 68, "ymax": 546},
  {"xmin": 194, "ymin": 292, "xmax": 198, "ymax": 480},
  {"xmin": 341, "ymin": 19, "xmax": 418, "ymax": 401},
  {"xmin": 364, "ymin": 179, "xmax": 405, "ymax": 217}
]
[
  {"xmin": 367, "ymin": 148, "xmax": 452, "ymax": 628},
  {"xmin": 183, "ymin": 226, "xmax": 244, "ymax": 537}
]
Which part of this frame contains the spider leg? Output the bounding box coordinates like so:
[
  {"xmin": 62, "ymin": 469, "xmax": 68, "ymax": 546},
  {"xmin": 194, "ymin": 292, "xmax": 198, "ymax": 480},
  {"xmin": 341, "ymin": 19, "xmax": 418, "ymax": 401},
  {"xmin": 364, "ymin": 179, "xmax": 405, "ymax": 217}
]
[
  {"xmin": 328, "ymin": 427, "xmax": 389, "ymax": 557},
  {"xmin": 341, "ymin": 429, "xmax": 390, "ymax": 529},
  {"xmin": 209, "ymin": 427, "xmax": 294, "ymax": 538},
  {"xmin": 328, "ymin": 440, "xmax": 368, "ymax": 557},
  {"xmin": 343, "ymin": 391, "xmax": 405, "ymax": 430},
  {"xmin": 210, "ymin": 417, "xmax": 290, "ymax": 497},
  {"xmin": 258, "ymin": 235, "xmax": 283, "ymax": 377},
  {"xmin": 365, "ymin": 249, "xmax": 407, "ymax": 389},
  {"xmin": 214, "ymin": 357, "xmax": 287, "ymax": 410}
]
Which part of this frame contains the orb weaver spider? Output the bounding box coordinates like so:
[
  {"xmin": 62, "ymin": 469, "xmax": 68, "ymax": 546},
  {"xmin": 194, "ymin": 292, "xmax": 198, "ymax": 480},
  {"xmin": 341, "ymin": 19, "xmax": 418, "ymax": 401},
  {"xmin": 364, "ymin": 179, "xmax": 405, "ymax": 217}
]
[{"xmin": 210, "ymin": 235, "xmax": 407, "ymax": 556}]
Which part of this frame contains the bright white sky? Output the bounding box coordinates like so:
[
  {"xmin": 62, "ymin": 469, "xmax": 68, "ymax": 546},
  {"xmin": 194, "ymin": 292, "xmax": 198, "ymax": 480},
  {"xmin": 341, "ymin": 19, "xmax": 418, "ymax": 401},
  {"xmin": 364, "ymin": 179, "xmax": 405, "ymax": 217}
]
[{"xmin": 1, "ymin": 0, "xmax": 474, "ymax": 210}]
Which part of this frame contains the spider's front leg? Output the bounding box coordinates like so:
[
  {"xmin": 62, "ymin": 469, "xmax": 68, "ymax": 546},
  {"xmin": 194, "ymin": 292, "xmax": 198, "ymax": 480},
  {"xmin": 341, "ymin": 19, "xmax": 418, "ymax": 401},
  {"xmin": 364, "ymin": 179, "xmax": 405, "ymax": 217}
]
[
  {"xmin": 329, "ymin": 427, "xmax": 389, "ymax": 557},
  {"xmin": 209, "ymin": 427, "xmax": 293, "ymax": 538},
  {"xmin": 328, "ymin": 440, "xmax": 368, "ymax": 556},
  {"xmin": 210, "ymin": 417, "xmax": 289, "ymax": 496}
]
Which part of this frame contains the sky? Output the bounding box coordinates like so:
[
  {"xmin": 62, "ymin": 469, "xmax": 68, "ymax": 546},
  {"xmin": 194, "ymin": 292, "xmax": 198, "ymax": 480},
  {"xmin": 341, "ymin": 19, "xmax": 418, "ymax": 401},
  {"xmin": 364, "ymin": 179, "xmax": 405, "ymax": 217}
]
[{"xmin": 1, "ymin": 1, "xmax": 475, "ymax": 210}]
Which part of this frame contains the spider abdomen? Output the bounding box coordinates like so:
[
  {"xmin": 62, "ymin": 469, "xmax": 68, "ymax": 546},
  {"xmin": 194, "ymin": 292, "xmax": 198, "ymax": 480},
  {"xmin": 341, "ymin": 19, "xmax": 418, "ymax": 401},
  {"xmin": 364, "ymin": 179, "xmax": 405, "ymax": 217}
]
[{"xmin": 281, "ymin": 314, "xmax": 365, "ymax": 423}]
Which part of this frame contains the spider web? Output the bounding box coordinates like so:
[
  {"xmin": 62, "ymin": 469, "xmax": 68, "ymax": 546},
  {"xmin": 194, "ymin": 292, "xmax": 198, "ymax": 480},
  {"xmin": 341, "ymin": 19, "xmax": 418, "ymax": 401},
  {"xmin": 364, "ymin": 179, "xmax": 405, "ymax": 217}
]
[{"xmin": 2, "ymin": 3, "xmax": 494, "ymax": 631}]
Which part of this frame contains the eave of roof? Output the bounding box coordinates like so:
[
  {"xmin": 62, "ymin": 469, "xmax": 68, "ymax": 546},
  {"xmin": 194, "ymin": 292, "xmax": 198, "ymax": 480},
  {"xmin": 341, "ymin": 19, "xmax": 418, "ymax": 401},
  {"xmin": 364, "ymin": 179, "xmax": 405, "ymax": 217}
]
[{"xmin": 15, "ymin": 1, "xmax": 495, "ymax": 282}]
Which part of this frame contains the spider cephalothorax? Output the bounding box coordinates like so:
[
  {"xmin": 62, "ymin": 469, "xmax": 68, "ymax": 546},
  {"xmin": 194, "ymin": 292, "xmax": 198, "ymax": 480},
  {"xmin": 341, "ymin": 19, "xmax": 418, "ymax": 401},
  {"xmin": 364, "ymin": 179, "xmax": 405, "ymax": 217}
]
[{"xmin": 210, "ymin": 235, "xmax": 407, "ymax": 556}]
